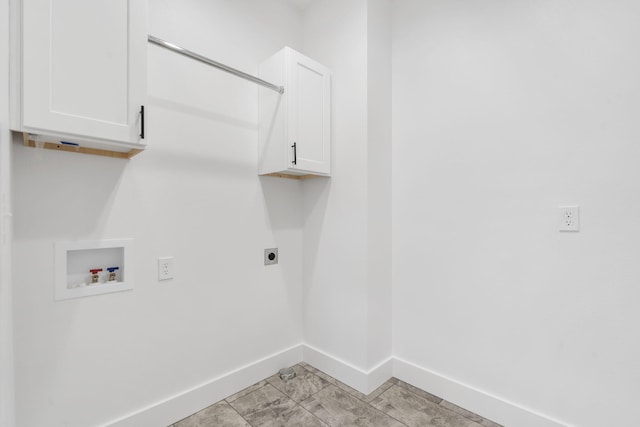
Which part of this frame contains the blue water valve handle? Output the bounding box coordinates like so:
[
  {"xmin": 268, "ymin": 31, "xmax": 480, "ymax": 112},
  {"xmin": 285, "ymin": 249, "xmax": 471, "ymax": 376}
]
[{"xmin": 106, "ymin": 266, "xmax": 120, "ymax": 282}]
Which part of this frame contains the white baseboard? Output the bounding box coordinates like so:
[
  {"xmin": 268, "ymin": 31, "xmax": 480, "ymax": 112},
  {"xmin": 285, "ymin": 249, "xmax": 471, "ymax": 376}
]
[
  {"xmin": 302, "ymin": 343, "xmax": 392, "ymax": 395},
  {"xmin": 103, "ymin": 344, "xmax": 303, "ymax": 427},
  {"xmin": 393, "ymin": 357, "xmax": 571, "ymax": 427},
  {"xmin": 100, "ymin": 345, "xmax": 570, "ymax": 427},
  {"xmin": 366, "ymin": 357, "xmax": 393, "ymax": 394}
]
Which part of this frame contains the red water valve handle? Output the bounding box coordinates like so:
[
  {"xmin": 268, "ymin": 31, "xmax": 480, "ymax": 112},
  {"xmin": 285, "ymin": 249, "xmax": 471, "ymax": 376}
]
[{"xmin": 89, "ymin": 269, "xmax": 103, "ymax": 274}]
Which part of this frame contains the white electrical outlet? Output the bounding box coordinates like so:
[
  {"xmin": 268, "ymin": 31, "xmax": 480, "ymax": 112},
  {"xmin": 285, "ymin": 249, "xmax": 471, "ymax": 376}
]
[
  {"xmin": 158, "ymin": 257, "xmax": 174, "ymax": 280},
  {"xmin": 559, "ymin": 206, "xmax": 580, "ymax": 231}
]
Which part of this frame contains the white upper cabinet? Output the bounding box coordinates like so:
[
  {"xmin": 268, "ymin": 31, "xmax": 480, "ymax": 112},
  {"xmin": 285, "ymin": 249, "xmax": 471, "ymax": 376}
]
[
  {"xmin": 11, "ymin": 0, "xmax": 147, "ymax": 154},
  {"xmin": 259, "ymin": 47, "xmax": 331, "ymax": 178}
]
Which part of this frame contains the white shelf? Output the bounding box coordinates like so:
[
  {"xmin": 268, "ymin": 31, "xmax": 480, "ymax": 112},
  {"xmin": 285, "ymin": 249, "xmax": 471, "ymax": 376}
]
[{"xmin": 54, "ymin": 239, "xmax": 134, "ymax": 301}]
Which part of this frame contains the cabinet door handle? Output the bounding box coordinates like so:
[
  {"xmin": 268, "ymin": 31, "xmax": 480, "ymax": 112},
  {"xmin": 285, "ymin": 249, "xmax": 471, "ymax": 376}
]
[
  {"xmin": 140, "ymin": 105, "xmax": 145, "ymax": 139},
  {"xmin": 292, "ymin": 142, "xmax": 297, "ymax": 165}
]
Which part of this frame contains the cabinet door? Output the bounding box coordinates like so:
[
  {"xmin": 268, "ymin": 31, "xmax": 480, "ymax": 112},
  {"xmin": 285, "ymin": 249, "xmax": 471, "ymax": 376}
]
[
  {"xmin": 21, "ymin": 0, "xmax": 146, "ymax": 144},
  {"xmin": 287, "ymin": 50, "xmax": 331, "ymax": 175}
]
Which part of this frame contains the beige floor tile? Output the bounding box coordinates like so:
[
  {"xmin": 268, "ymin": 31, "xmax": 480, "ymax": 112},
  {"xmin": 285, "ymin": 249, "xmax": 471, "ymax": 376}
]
[
  {"xmin": 302, "ymin": 384, "xmax": 405, "ymax": 427},
  {"xmin": 174, "ymin": 401, "xmax": 249, "ymax": 427},
  {"xmin": 371, "ymin": 385, "xmax": 483, "ymax": 427},
  {"xmin": 229, "ymin": 383, "xmax": 326, "ymax": 427},
  {"xmin": 267, "ymin": 365, "xmax": 330, "ymax": 402}
]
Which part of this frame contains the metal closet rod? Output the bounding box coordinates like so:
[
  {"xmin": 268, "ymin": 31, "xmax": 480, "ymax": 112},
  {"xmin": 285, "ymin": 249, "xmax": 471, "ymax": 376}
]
[{"xmin": 148, "ymin": 35, "xmax": 285, "ymax": 94}]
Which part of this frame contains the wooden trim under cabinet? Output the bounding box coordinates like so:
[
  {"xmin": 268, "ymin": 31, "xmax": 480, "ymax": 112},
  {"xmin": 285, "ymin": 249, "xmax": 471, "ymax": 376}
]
[
  {"xmin": 22, "ymin": 133, "xmax": 143, "ymax": 159},
  {"xmin": 261, "ymin": 172, "xmax": 324, "ymax": 180}
]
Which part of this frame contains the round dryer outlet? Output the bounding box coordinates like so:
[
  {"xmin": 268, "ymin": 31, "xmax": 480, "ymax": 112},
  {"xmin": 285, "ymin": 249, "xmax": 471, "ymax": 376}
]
[{"xmin": 264, "ymin": 248, "xmax": 278, "ymax": 265}]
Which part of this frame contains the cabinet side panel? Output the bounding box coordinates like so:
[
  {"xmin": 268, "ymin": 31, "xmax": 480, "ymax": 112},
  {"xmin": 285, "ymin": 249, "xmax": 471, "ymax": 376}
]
[
  {"xmin": 9, "ymin": 0, "xmax": 21, "ymax": 130},
  {"xmin": 259, "ymin": 50, "xmax": 287, "ymax": 175},
  {"xmin": 21, "ymin": 0, "xmax": 49, "ymax": 128}
]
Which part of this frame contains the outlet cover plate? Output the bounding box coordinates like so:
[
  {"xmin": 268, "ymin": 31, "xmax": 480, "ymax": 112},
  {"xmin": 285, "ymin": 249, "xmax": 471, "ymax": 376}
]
[
  {"xmin": 559, "ymin": 206, "xmax": 580, "ymax": 231},
  {"xmin": 158, "ymin": 257, "xmax": 174, "ymax": 280},
  {"xmin": 264, "ymin": 248, "xmax": 278, "ymax": 265}
]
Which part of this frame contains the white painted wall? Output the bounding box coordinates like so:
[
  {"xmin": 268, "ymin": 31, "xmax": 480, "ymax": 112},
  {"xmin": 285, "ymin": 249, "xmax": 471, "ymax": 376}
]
[
  {"xmin": 301, "ymin": 0, "xmax": 393, "ymax": 387},
  {"xmin": 11, "ymin": 1, "xmax": 304, "ymax": 426},
  {"xmin": 302, "ymin": 0, "xmax": 370, "ymax": 370},
  {"xmin": 0, "ymin": 0, "xmax": 15, "ymax": 424},
  {"xmin": 16, "ymin": 0, "xmax": 637, "ymax": 425},
  {"xmin": 366, "ymin": 0, "xmax": 392, "ymax": 370},
  {"xmin": 392, "ymin": 1, "xmax": 640, "ymax": 426}
]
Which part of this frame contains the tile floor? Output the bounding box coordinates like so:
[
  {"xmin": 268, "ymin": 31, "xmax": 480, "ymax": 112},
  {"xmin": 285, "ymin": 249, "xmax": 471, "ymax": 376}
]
[{"xmin": 170, "ymin": 363, "xmax": 503, "ymax": 427}]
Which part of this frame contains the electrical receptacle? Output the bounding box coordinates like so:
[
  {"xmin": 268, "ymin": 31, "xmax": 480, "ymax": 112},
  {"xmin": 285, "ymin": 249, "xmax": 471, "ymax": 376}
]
[
  {"xmin": 559, "ymin": 206, "xmax": 580, "ymax": 232},
  {"xmin": 158, "ymin": 257, "xmax": 174, "ymax": 280},
  {"xmin": 264, "ymin": 248, "xmax": 278, "ymax": 265}
]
